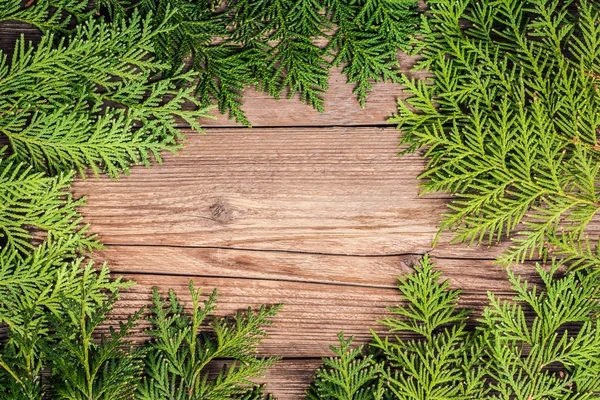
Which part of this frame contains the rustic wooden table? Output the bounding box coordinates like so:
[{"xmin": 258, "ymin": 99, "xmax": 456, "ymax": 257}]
[{"xmin": 70, "ymin": 61, "xmax": 536, "ymax": 398}]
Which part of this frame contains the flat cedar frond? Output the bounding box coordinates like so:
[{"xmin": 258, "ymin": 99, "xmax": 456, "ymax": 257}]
[
  {"xmin": 0, "ymin": 0, "xmax": 89, "ymax": 33},
  {"xmin": 0, "ymin": 254, "xmax": 132, "ymax": 398},
  {"xmin": 371, "ymin": 255, "xmax": 484, "ymax": 399},
  {"xmin": 480, "ymin": 264, "xmax": 600, "ymax": 398},
  {"xmin": 121, "ymin": 0, "xmax": 419, "ymax": 125},
  {"xmin": 307, "ymin": 333, "xmax": 386, "ymax": 400},
  {"xmin": 309, "ymin": 256, "xmax": 600, "ymax": 398},
  {"xmin": 325, "ymin": 0, "xmax": 417, "ymax": 107},
  {"xmin": 391, "ymin": 0, "xmax": 600, "ymax": 267},
  {"xmin": 45, "ymin": 282, "xmax": 144, "ymax": 400},
  {"xmin": 0, "ymin": 10, "xmax": 213, "ymax": 178},
  {"xmin": 0, "ymin": 150, "xmax": 98, "ymax": 258},
  {"xmin": 137, "ymin": 282, "xmax": 281, "ymax": 399}
]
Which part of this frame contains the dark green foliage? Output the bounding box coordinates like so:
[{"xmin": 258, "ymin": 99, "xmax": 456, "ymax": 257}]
[
  {"xmin": 122, "ymin": 0, "xmax": 419, "ymax": 126},
  {"xmin": 326, "ymin": 0, "xmax": 417, "ymax": 106},
  {"xmin": 391, "ymin": 0, "xmax": 600, "ymax": 267},
  {"xmin": 137, "ymin": 282, "xmax": 281, "ymax": 399},
  {"xmin": 309, "ymin": 256, "xmax": 600, "ymax": 398}
]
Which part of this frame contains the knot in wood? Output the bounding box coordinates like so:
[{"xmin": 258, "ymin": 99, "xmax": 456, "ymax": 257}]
[{"xmin": 209, "ymin": 200, "xmax": 233, "ymax": 224}]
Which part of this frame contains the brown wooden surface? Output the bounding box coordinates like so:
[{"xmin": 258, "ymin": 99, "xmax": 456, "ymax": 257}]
[{"xmin": 71, "ymin": 125, "xmax": 539, "ymax": 397}]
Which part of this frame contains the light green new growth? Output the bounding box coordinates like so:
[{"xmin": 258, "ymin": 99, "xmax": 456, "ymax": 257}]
[
  {"xmin": 391, "ymin": 0, "xmax": 600, "ymax": 267},
  {"xmin": 309, "ymin": 256, "xmax": 600, "ymax": 398},
  {"xmin": 371, "ymin": 255, "xmax": 484, "ymax": 399},
  {"xmin": 481, "ymin": 265, "xmax": 600, "ymax": 398},
  {"xmin": 138, "ymin": 282, "xmax": 282, "ymax": 399},
  {"xmin": 0, "ymin": 150, "xmax": 97, "ymax": 258}
]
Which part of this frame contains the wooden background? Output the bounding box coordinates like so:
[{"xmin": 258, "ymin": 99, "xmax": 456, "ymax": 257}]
[
  {"xmin": 70, "ymin": 64, "xmax": 539, "ymax": 397},
  {"xmin": 0, "ymin": 22, "xmax": 537, "ymax": 398}
]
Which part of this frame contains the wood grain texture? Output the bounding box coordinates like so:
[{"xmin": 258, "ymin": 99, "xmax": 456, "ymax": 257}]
[
  {"xmin": 100, "ymin": 254, "xmax": 538, "ymax": 358},
  {"xmin": 73, "ymin": 125, "xmax": 600, "ymax": 260},
  {"xmin": 100, "ymin": 246, "xmax": 529, "ymax": 292},
  {"xmin": 72, "ymin": 126, "xmax": 485, "ymax": 257}
]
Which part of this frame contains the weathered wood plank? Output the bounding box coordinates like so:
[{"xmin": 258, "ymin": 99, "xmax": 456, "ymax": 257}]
[
  {"xmin": 71, "ymin": 126, "xmax": 465, "ymax": 256},
  {"xmin": 75, "ymin": 126, "xmax": 595, "ymax": 259},
  {"xmin": 260, "ymin": 359, "xmax": 322, "ymax": 400},
  {"xmin": 99, "ymin": 246, "xmax": 527, "ymax": 291},
  {"xmin": 207, "ymin": 358, "xmax": 322, "ymax": 400},
  {"xmin": 73, "ymin": 126, "xmax": 543, "ymax": 259},
  {"xmin": 100, "ymin": 257, "xmax": 537, "ymax": 358}
]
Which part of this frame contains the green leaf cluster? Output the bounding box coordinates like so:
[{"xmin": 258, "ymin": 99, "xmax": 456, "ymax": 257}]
[
  {"xmin": 139, "ymin": 283, "xmax": 281, "ymax": 399},
  {"xmin": 391, "ymin": 0, "xmax": 600, "ymax": 267},
  {"xmin": 309, "ymin": 255, "xmax": 600, "ymax": 398},
  {"xmin": 0, "ymin": 7, "xmax": 212, "ymax": 179},
  {"xmin": 119, "ymin": 0, "xmax": 419, "ymax": 125}
]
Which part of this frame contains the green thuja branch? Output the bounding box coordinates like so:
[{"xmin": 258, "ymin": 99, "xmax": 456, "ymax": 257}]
[
  {"xmin": 45, "ymin": 275, "xmax": 143, "ymax": 400},
  {"xmin": 0, "ymin": 255, "xmax": 132, "ymax": 398},
  {"xmin": 391, "ymin": 0, "xmax": 600, "ymax": 267},
  {"xmin": 115, "ymin": 0, "xmax": 419, "ymax": 125},
  {"xmin": 325, "ymin": 0, "xmax": 417, "ymax": 106},
  {"xmin": 371, "ymin": 255, "xmax": 484, "ymax": 399},
  {"xmin": 307, "ymin": 333, "xmax": 385, "ymax": 400},
  {"xmin": 0, "ymin": 9, "xmax": 213, "ymax": 178},
  {"xmin": 309, "ymin": 256, "xmax": 600, "ymax": 398},
  {"xmin": 0, "ymin": 0, "xmax": 90, "ymax": 32},
  {"xmin": 0, "ymin": 150, "xmax": 98, "ymax": 258},
  {"xmin": 137, "ymin": 282, "xmax": 282, "ymax": 399}
]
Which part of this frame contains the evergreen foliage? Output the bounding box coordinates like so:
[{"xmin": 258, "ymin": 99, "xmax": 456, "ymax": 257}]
[
  {"xmin": 138, "ymin": 283, "xmax": 281, "ymax": 399},
  {"xmin": 306, "ymin": 333, "xmax": 385, "ymax": 400},
  {"xmin": 0, "ymin": 150, "xmax": 96, "ymax": 257},
  {"xmin": 0, "ymin": 254, "xmax": 132, "ymax": 399},
  {"xmin": 121, "ymin": 0, "xmax": 419, "ymax": 125},
  {"xmin": 309, "ymin": 256, "xmax": 600, "ymax": 398},
  {"xmin": 0, "ymin": 9, "xmax": 212, "ymax": 179},
  {"xmin": 0, "ymin": 0, "xmax": 88, "ymax": 33},
  {"xmin": 391, "ymin": 0, "xmax": 600, "ymax": 267}
]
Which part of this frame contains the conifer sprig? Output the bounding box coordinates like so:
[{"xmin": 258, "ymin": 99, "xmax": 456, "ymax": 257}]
[
  {"xmin": 137, "ymin": 282, "xmax": 282, "ymax": 399},
  {"xmin": 0, "ymin": 256, "xmax": 131, "ymax": 398},
  {"xmin": 0, "ymin": 10, "xmax": 213, "ymax": 179},
  {"xmin": 123, "ymin": 0, "xmax": 419, "ymax": 126},
  {"xmin": 309, "ymin": 256, "xmax": 600, "ymax": 398},
  {"xmin": 0, "ymin": 150, "xmax": 97, "ymax": 258},
  {"xmin": 0, "ymin": 0, "xmax": 89, "ymax": 33},
  {"xmin": 306, "ymin": 333, "xmax": 385, "ymax": 400},
  {"xmin": 391, "ymin": 0, "xmax": 600, "ymax": 266}
]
